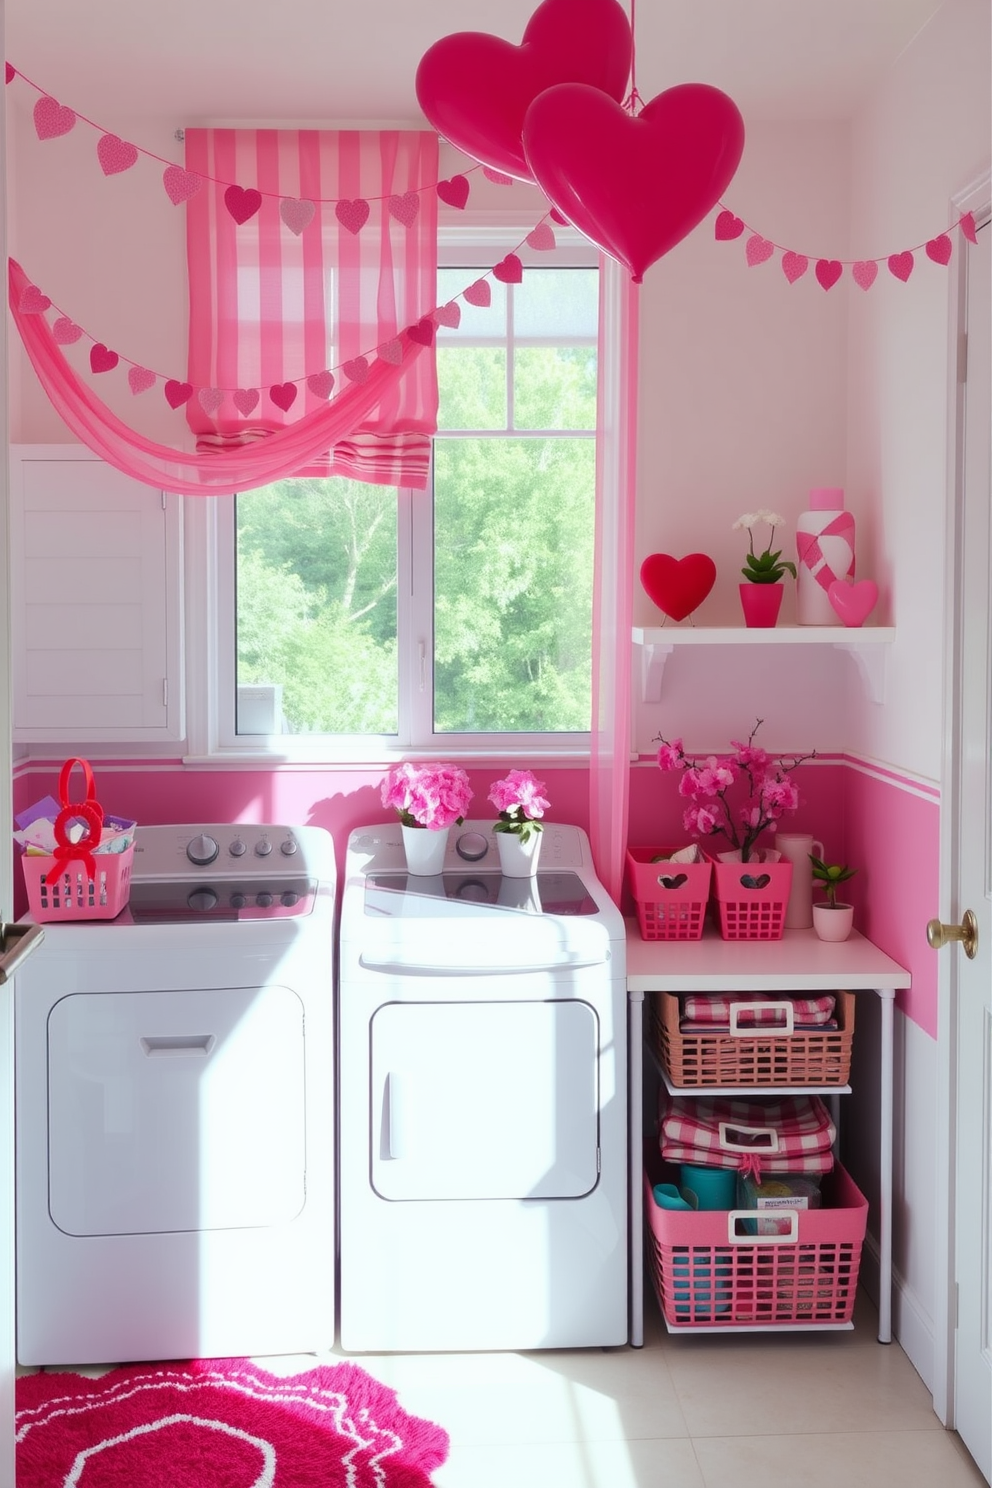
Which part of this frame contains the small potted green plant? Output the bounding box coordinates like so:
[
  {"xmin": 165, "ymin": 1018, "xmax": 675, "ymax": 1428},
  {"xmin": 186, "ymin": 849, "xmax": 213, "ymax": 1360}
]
[
  {"xmin": 734, "ymin": 509, "xmax": 798, "ymax": 628},
  {"xmin": 810, "ymin": 854, "xmax": 857, "ymax": 941}
]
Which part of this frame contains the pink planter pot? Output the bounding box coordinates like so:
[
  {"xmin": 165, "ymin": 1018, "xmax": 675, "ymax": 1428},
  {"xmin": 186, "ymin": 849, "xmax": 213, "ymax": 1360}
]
[{"xmin": 739, "ymin": 582, "xmax": 783, "ymax": 628}]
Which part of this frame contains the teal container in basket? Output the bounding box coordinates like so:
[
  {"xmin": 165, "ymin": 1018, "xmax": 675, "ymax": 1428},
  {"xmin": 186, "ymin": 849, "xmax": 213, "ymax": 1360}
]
[{"xmin": 679, "ymin": 1164, "xmax": 738, "ymax": 1211}]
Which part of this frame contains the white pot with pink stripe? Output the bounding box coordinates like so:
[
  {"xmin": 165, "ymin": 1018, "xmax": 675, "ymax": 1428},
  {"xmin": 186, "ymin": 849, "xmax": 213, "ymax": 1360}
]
[{"xmin": 795, "ymin": 487, "xmax": 856, "ymax": 625}]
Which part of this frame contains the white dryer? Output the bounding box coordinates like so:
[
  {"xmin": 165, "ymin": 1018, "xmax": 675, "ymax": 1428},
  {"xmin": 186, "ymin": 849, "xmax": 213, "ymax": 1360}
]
[
  {"xmin": 338, "ymin": 820, "xmax": 628, "ymax": 1352},
  {"xmin": 15, "ymin": 822, "xmax": 336, "ymax": 1365}
]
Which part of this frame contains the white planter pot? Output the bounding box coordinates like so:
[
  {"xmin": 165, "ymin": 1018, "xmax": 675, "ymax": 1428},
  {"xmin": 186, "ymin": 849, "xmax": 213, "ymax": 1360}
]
[
  {"xmin": 495, "ymin": 828, "xmax": 543, "ymax": 878},
  {"xmin": 812, "ymin": 901, "xmax": 854, "ymax": 942},
  {"xmin": 401, "ymin": 824, "xmax": 449, "ymax": 876}
]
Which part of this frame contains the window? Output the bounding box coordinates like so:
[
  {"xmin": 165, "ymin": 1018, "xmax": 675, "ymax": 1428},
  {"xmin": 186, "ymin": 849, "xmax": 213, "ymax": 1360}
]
[{"xmin": 201, "ymin": 230, "xmax": 600, "ymax": 759}]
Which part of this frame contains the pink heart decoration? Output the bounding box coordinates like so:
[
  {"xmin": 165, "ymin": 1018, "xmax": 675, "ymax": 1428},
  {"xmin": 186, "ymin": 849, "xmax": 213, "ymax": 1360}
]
[
  {"xmin": 378, "ymin": 338, "xmax": 404, "ymax": 365},
  {"xmin": 343, "ymin": 357, "xmax": 370, "ymax": 385},
  {"xmin": 463, "ymin": 278, "xmax": 492, "ymax": 307},
  {"xmin": 493, "ymin": 254, "xmax": 523, "ymax": 284},
  {"xmin": 225, "ymin": 185, "xmax": 262, "ymax": 225},
  {"xmin": 436, "ymin": 175, "xmax": 470, "ymax": 210},
  {"xmin": 926, "ymin": 234, "xmax": 953, "ymax": 265},
  {"xmin": 415, "ymin": 0, "xmax": 632, "ymax": 183},
  {"xmin": 280, "ymin": 198, "xmax": 315, "ymax": 235},
  {"xmin": 5, "ymin": 64, "xmax": 13, "ymax": 84},
  {"xmin": 387, "ymin": 192, "xmax": 420, "ymax": 227},
  {"xmin": 852, "ymin": 260, "xmax": 878, "ymax": 291},
  {"xmin": 828, "ymin": 579, "xmax": 879, "ymax": 629},
  {"xmin": 335, "ymin": 198, "xmax": 370, "ymax": 235},
  {"xmin": 233, "ymin": 387, "xmax": 260, "ymax": 416},
  {"xmin": 52, "ymin": 317, "xmax": 83, "ymax": 344},
  {"xmin": 745, "ymin": 234, "xmax": 774, "ymax": 268},
  {"xmin": 19, "ymin": 285, "xmax": 51, "ymax": 314},
  {"xmin": 781, "ymin": 251, "xmax": 808, "ymax": 284},
  {"xmin": 269, "ymin": 382, "xmax": 298, "ymax": 412},
  {"xmin": 89, "ymin": 344, "xmax": 119, "ymax": 374},
  {"xmin": 640, "ymin": 552, "xmax": 717, "ymax": 622},
  {"xmin": 164, "ymin": 379, "xmax": 193, "ymax": 409},
  {"xmin": 526, "ymin": 221, "xmax": 556, "ymax": 251},
  {"xmin": 97, "ymin": 133, "xmax": 138, "ymax": 176},
  {"xmin": 433, "ymin": 301, "xmax": 462, "ymax": 329},
  {"xmin": 549, "ymin": 207, "xmax": 568, "ymax": 226},
  {"xmin": 307, "ymin": 370, "xmax": 336, "ymax": 399},
  {"xmin": 888, "ymin": 251, "xmax": 914, "ymax": 282},
  {"xmin": 522, "ymin": 82, "xmax": 745, "ymax": 283},
  {"xmin": 407, "ymin": 318, "xmax": 435, "ymax": 346},
  {"xmin": 163, "ymin": 166, "xmax": 202, "ymax": 205},
  {"xmin": 33, "ymin": 96, "xmax": 76, "ymax": 140},
  {"xmin": 482, "ymin": 168, "xmax": 514, "ymax": 185},
  {"xmin": 815, "ymin": 259, "xmax": 843, "ymax": 291},
  {"xmin": 960, "ymin": 211, "xmax": 978, "ymax": 245},
  {"xmin": 714, "ymin": 210, "xmax": 745, "ymax": 240},
  {"xmin": 127, "ymin": 366, "xmax": 156, "ymax": 395},
  {"xmin": 198, "ymin": 386, "xmax": 224, "ymax": 414}
]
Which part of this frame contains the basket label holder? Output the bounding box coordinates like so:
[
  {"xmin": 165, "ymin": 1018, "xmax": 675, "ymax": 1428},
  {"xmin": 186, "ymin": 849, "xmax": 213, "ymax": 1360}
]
[{"xmin": 728, "ymin": 1001, "xmax": 795, "ymax": 1037}]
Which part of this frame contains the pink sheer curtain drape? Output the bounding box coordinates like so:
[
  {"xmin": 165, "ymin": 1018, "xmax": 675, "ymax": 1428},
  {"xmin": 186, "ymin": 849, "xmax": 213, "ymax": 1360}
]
[
  {"xmin": 589, "ymin": 257, "xmax": 639, "ymax": 905},
  {"xmin": 185, "ymin": 129, "xmax": 439, "ymax": 488}
]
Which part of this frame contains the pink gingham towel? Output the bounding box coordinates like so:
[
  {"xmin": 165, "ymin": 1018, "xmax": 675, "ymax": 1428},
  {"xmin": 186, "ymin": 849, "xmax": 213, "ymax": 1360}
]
[
  {"xmin": 681, "ymin": 993, "xmax": 836, "ymax": 1027},
  {"xmin": 659, "ymin": 1094, "xmax": 836, "ymax": 1179}
]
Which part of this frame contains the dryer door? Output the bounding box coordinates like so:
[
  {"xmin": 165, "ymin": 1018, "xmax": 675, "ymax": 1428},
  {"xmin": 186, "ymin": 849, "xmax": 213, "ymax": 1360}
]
[{"xmin": 371, "ymin": 999, "xmax": 599, "ymax": 1200}]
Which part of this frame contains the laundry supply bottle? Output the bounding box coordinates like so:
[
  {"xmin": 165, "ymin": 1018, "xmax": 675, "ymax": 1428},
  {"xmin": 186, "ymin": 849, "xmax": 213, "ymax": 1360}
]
[{"xmin": 795, "ymin": 488, "xmax": 856, "ymax": 625}]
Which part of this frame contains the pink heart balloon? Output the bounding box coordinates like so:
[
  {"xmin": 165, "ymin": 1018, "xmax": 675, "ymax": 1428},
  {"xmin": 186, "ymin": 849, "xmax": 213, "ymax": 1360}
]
[
  {"xmin": 415, "ymin": 0, "xmax": 632, "ymax": 183},
  {"xmin": 522, "ymin": 82, "xmax": 745, "ymax": 282},
  {"xmin": 828, "ymin": 579, "xmax": 879, "ymax": 628}
]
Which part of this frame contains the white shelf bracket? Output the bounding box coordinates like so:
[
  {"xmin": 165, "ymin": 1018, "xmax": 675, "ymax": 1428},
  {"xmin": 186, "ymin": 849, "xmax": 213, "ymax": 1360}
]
[
  {"xmin": 640, "ymin": 641, "xmax": 675, "ymax": 703},
  {"xmin": 834, "ymin": 641, "xmax": 887, "ymax": 704}
]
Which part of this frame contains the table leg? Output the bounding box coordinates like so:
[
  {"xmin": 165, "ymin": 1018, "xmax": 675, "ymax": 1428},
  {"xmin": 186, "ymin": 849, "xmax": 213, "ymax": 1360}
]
[
  {"xmin": 629, "ymin": 991, "xmax": 644, "ymax": 1347},
  {"xmin": 877, "ymin": 986, "xmax": 895, "ymax": 1344}
]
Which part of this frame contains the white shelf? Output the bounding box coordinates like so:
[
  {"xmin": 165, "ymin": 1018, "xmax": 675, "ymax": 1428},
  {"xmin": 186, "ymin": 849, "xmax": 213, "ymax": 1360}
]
[
  {"xmin": 625, "ymin": 924, "xmax": 911, "ymax": 994},
  {"xmin": 632, "ymin": 625, "xmax": 896, "ymax": 704}
]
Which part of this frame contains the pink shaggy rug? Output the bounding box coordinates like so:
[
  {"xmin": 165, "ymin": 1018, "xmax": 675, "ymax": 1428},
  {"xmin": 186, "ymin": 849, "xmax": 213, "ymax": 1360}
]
[{"xmin": 15, "ymin": 1357, "xmax": 450, "ymax": 1487}]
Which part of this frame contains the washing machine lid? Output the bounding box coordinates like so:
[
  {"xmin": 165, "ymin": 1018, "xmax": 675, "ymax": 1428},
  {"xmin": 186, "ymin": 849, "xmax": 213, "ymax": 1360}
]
[{"xmin": 364, "ymin": 870, "xmax": 599, "ymax": 916}]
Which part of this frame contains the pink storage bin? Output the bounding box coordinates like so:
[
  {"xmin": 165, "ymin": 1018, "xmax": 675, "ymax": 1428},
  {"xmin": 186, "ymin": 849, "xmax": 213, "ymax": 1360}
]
[
  {"xmin": 626, "ymin": 846, "xmax": 713, "ymax": 941},
  {"xmin": 712, "ymin": 858, "xmax": 793, "ymax": 940},
  {"xmin": 22, "ymin": 847, "xmax": 134, "ymax": 923}
]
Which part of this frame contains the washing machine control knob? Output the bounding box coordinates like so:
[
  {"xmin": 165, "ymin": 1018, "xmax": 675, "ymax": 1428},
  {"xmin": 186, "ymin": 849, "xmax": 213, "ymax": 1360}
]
[
  {"xmin": 280, "ymin": 838, "xmax": 298, "ymax": 856},
  {"xmin": 256, "ymin": 892, "xmax": 274, "ymax": 908},
  {"xmin": 255, "ymin": 839, "xmax": 273, "ymax": 857},
  {"xmin": 230, "ymin": 892, "xmax": 247, "ymax": 909},
  {"xmin": 188, "ymin": 887, "xmax": 218, "ymax": 912},
  {"xmin": 187, "ymin": 833, "xmax": 220, "ymax": 866},
  {"xmin": 455, "ymin": 831, "xmax": 489, "ymax": 862},
  {"xmin": 281, "ymin": 891, "xmax": 300, "ymax": 907},
  {"xmin": 228, "ymin": 838, "xmax": 247, "ymax": 857}
]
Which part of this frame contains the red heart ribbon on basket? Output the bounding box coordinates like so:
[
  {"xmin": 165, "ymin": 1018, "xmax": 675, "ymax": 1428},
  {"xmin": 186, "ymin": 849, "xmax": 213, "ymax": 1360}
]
[{"xmin": 45, "ymin": 758, "xmax": 105, "ymax": 884}]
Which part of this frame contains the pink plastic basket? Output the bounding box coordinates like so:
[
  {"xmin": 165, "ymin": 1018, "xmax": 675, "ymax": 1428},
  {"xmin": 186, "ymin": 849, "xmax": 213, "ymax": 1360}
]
[
  {"xmin": 644, "ymin": 1160, "xmax": 867, "ymax": 1328},
  {"xmin": 712, "ymin": 858, "xmax": 793, "ymax": 940},
  {"xmin": 626, "ymin": 847, "xmax": 713, "ymax": 941},
  {"xmin": 21, "ymin": 846, "xmax": 134, "ymax": 923}
]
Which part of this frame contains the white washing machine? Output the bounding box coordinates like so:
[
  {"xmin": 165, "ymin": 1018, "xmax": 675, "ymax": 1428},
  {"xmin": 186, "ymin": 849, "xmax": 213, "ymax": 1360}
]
[
  {"xmin": 338, "ymin": 820, "xmax": 628, "ymax": 1352},
  {"xmin": 15, "ymin": 822, "xmax": 336, "ymax": 1365}
]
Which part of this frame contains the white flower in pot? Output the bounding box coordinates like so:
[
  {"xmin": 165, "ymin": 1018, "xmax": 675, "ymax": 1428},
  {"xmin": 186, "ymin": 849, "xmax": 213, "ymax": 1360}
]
[{"xmin": 810, "ymin": 855, "xmax": 856, "ymax": 941}]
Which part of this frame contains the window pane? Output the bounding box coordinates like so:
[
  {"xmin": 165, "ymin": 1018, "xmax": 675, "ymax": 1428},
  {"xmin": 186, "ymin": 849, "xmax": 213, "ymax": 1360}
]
[
  {"xmin": 514, "ymin": 268, "xmax": 598, "ymax": 337},
  {"xmin": 436, "ymin": 269, "xmax": 507, "ymax": 339},
  {"xmin": 513, "ymin": 347, "xmax": 597, "ymax": 431},
  {"xmin": 236, "ymin": 478, "xmax": 398, "ymax": 734},
  {"xmin": 432, "ymin": 438, "xmax": 595, "ymax": 733},
  {"xmin": 436, "ymin": 346, "xmax": 507, "ymax": 430}
]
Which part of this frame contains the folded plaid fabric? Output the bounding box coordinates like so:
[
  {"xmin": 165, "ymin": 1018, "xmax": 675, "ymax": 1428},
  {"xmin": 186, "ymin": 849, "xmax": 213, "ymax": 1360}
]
[
  {"xmin": 678, "ymin": 1020, "xmax": 838, "ymax": 1034},
  {"xmin": 660, "ymin": 1093, "xmax": 836, "ymax": 1177},
  {"xmin": 681, "ymin": 993, "xmax": 836, "ymax": 1027}
]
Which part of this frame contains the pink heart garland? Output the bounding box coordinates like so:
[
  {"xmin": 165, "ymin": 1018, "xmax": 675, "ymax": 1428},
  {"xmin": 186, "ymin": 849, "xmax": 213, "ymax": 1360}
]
[
  {"xmin": 482, "ymin": 168, "xmax": 513, "ymax": 185},
  {"xmin": 407, "ymin": 318, "xmax": 435, "ymax": 346},
  {"xmin": 343, "ymin": 357, "xmax": 370, "ymax": 385},
  {"xmin": 164, "ymin": 379, "xmax": 193, "ymax": 409},
  {"xmin": 163, "ymin": 166, "xmax": 202, "ymax": 205},
  {"xmin": 960, "ymin": 212, "xmax": 978, "ymax": 245},
  {"xmin": 888, "ymin": 251, "xmax": 914, "ymax": 282},
  {"xmin": 526, "ymin": 222, "xmax": 556, "ymax": 251},
  {"xmin": 745, "ymin": 234, "xmax": 774, "ymax": 267},
  {"xmin": 436, "ymin": 175, "xmax": 470, "ymax": 211},
  {"xmin": 89, "ymin": 344, "xmax": 119, "ymax": 374},
  {"xmin": 269, "ymin": 383, "xmax": 298, "ymax": 412},
  {"xmin": 127, "ymin": 366, "xmax": 156, "ymax": 395},
  {"xmin": 815, "ymin": 259, "xmax": 843, "ymax": 291},
  {"xmin": 640, "ymin": 552, "xmax": 717, "ymax": 622},
  {"xmin": 19, "ymin": 285, "xmax": 51, "ymax": 314},
  {"xmin": 279, "ymin": 198, "xmax": 315, "ymax": 236},
  {"xmin": 307, "ymin": 370, "xmax": 335, "ymax": 399},
  {"xmin": 5, "ymin": 64, "xmax": 13, "ymax": 84},
  {"xmin": 198, "ymin": 386, "xmax": 224, "ymax": 414},
  {"xmin": 225, "ymin": 185, "xmax": 262, "ymax": 225},
  {"xmin": 52, "ymin": 316, "xmax": 83, "ymax": 344},
  {"xmin": 378, "ymin": 338, "xmax": 404, "ymax": 365},
  {"xmin": 493, "ymin": 254, "xmax": 523, "ymax": 284},
  {"xmin": 434, "ymin": 301, "xmax": 462, "ymax": 329},
  {"xmin": 852, "ymin": 260, "xmax": 878, "ymax": 291},
  {"xmin": 33, "ymin": 96, "xmax": 76, "ymax": 140},
  {"xmin": 97, "ymin": 133, "xmax": 139, "ymax": 176},
  {"xmin": 828, "ymin": 578, "xmax": 879, "ymax": 628},
  {"xmin": 233, "ymin": 387, "xmax": 260, "ymax": 416},
  {"xmin": 335, "ymin": 198, "xmax": 370, "ymax": 235},
  {"xmin": 549, "ymin": 207, "xmax": 568, "ymax": 226},
  {"xmin": 387, "ymin": 191, "xmax": 420, "ymax": 227},
  {"xmin": 463, "ymin": 279, "xmax": 492, "ymax": 307},
  {"xmin": 781, "ymin": 251, "xmax": 808, "ymax": 284},
  {"xmin": 714, "ymin": 209, "xmax": 745, "ymax": 240},
  {"xmin": 925, "ymin": 234, "xmax": 952, "ymax": 266}
]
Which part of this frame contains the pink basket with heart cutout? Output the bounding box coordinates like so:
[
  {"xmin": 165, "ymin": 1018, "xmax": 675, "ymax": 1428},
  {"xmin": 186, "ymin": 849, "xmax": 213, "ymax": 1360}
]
[
  {"xmin": 712, "ymin": 858, "xmax": 793, "ymax": 940},
  {"xmin": 627, "ymin": 847, "xmax": 713, "ymax": 941}
]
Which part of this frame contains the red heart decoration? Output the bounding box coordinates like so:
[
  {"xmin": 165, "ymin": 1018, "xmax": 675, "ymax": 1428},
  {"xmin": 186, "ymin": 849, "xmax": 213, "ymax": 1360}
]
[
  {"xmin": 407, "ymin": 318, "xmax": 436, "ymax": 346},
  {"xmin": 279, "ymin": 198, "xmax": 315, "ymax": 236},
  {"xmin": 97, "ymin": 133, "xmax": 138, "ymax": 176},
  {"xmin": 640, "ymin": 553, "xmax": 717, "ymax": 622},
  {"xmin": 387, "ymin": 191, "xmax": 420, "ymax": 227},
  {"xmin": 269, "ymin": 382, "xmax": 298, "ymax": 411},
  {"xmin": 714, "ymin": 210, "xmax": 744, "ymax": 240},
  {"xmin": 225, "ymin": 185, "xmax": 262, "ymax": 225},
  {"xmin": 828, "ymin": 578, "xmax": 878, "ymax": 628},
  {"xmin": 164, "ymin": 379, "xmax": 193, "ymax": 409},
  {"xmin": 463, "ymin": 279, "xmax": 492, "ymax": 307},
  {"xmin": 852, "ymin": 260, "xmax": 878, "ymax": 291},
  {"xmin": 19, "ymin": 285, "xmax": 51, "ymax": 314},
  {"xmin": 52, "ymin": 317, "xmax": 83, "ymax": 344},
  {"xmin": 522, "ymin": 82, "xmax": 745, "ymax": 283},
  {"xmin": 415, "ymin": 0, "xmax": 632, "ymax": 183},
  {"xmin": 781, "ymin": 252, "xmax": 808, "ymax": 284},
  {"xmin": 925, "ymin": 234, "xmax": 952, "ymax": 266},
  {"xmin": 163, "ymin": 166, "xmax": 201, "ymax": 205},
  {"xmin": 335, "ymin": 198, "xmax": 370, "ymax": 234},
  {"xmin": 815, "ymin": 259, "xmax": 843, "ymax": 290},
  {"xmin": 89, "ymin": 344, "xmax": 119, "ymax": 374},
  {"xmin": 5, "ymin": 64, "xmax": 13, "ymax": 84},
  {"xmin": 307, "ymin": 370, "xmax": 335, "ymax": 399},
  {"xmin": 127, "ymin": 367, "xmax": 156, "ymax": 395},
  {"xmin": 435, "ymin": 175, "xmax": 470, "ymax": 210},
  {"xmin": 888, "ymin": 251, "xmax": 914, "ymax": 282},
  {"xmin": 342, "ymin": 357, "xmax": 370, "ymax": 385},
  {"xmin": 233, "ymin": 387, "xmax": 260, "ymax": 416},
  {"xmin": 33, "ymin": 96, "xmax": 76, "ymax": 140},
  {"xmin": 493, "ymin": 254, "xmax": 523, "ymax": 284}
]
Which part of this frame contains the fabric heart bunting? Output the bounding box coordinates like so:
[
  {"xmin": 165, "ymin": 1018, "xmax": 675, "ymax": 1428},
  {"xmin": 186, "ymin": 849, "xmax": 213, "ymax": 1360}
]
[
  {"xmin": 97, "ymin": 133, "xmax": 139, "ymax": 176},
  {"xmin": 89, "ymin": 344, "xmax": 119, "ymax": 374},
  {"xmin": 307, "ymin": 370, "xmax": 335, "ymax": 399},
  {"xmin": 127, "ymin": 367, "xmax": 156, "ymax": 395},
  {"xmin": 269, "ymin": 383, "xmax": 298, "ymax": 411},
  {"xmin": 225, "ymin": 186, "xmax": 262, "ymax": 225},
  {"xmin": 164, "ymin": 380, "xmax": 193, "ymax": 409},
  {"xmin": 33, "ymin": 96, "xmax": 76, "ymax": 140},
  {"xmin": 280, "ymin": 198, "xmax": 315, "ymax": 236},
  {"xmin": 435, "ymin": 176, "xmax": 470, "ymax": 210}
]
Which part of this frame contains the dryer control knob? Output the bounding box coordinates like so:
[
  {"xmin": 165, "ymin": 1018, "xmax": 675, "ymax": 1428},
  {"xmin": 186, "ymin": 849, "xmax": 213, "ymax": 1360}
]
[
  {"xmin": 228, "ymin": 838, "xmax": 247, "ymax": 857},
  {"xmin": 256, "ymin": 892, "xmax": 274, "ymax": 908},
  {"xmin": 254, "ymin": 839, "xmax": 273, "ymax": 856},
  {"xmin": 187, "ymin": 833, "xmax": 220, "ymax": 866},
  {"xmin": 280, "ymin": 838, "xmax": 298, "ymax": 856},
  {"xmin": 230, "ymin": 892, "xmax": 247, "ymax": 909},
  {"xmin": 456, "ymin": 831, "xmax": 489, "ymax": 862},
  {"xmin": 188, "ymin": 887, "xmax": 218, "ymax": 912}
]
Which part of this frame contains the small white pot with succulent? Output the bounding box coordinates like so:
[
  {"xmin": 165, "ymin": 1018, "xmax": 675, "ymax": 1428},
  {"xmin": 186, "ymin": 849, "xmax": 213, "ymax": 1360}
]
[{"xmin": 810, "ymin": 855, "xmax": 857, "ymax": 941}]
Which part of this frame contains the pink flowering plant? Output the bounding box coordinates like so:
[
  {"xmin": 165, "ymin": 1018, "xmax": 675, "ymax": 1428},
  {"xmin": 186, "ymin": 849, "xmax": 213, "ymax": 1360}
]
[
  {"xmin": 488, "ymin": 769, "xmax": 551, "ymax": 844},
  {"xmin": 656, "ymin": 718, "xmax": 815, "ymax": 862},
  {"xmin": 381, "ymin": 761, "xmax": 473, "ymax": 830}
]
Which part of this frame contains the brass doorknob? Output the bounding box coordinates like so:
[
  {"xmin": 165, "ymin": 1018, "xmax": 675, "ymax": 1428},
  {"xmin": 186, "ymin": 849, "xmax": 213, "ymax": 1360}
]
[{"xmin": 927, "ymin": 909, "xmax": 978, "ymax": 959}]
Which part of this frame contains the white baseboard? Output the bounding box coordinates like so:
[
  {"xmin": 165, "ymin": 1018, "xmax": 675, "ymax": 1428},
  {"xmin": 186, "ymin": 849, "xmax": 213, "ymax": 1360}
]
[{"xmin": 860, "ymin": 1231, "xmax": 940, "ymax": 1413}]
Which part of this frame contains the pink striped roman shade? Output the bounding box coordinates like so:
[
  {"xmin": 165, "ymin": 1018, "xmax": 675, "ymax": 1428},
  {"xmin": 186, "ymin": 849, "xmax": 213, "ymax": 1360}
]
[{"xmin": 185, "ymin": 129, "xmax": 439, "ymax": 489}]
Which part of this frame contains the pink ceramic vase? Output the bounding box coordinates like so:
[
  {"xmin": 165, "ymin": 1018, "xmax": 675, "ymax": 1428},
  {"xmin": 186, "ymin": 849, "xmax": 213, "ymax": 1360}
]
[{"xmin": 739, "ymin": 582, "xmax": 783, "ymax": 628}]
